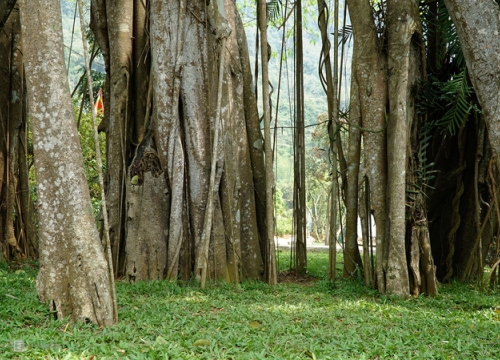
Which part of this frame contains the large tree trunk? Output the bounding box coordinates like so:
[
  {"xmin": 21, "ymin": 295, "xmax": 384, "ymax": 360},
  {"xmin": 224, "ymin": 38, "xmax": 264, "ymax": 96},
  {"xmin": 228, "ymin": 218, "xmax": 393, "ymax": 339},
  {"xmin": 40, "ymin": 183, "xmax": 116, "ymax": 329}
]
[
  {"xmin": 443, "ymin": 1, "xmax": 500, "ymax": 173},
  {"xmin": 20, "ymin": 0, "xmax": 115, "ymax": 326},
  {"xmin": 88, "ymin": 0, "xmax": 269, "ymax": 283}
]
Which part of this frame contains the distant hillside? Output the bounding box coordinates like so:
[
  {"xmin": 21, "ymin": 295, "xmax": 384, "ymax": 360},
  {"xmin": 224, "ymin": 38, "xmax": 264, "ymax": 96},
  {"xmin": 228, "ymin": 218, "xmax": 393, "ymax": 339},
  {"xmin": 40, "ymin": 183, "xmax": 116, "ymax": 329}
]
[{"xmin": 60, "ymin": 0, "xmax": 104, "ymax": 92}]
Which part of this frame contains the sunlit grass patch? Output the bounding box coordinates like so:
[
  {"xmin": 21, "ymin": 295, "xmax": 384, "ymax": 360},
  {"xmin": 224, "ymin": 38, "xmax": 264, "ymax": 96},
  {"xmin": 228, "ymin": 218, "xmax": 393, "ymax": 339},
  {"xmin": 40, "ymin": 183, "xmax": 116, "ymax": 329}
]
[{"xmin": 1, "ymin": 258, "xmax": 499, "ymax": 359}]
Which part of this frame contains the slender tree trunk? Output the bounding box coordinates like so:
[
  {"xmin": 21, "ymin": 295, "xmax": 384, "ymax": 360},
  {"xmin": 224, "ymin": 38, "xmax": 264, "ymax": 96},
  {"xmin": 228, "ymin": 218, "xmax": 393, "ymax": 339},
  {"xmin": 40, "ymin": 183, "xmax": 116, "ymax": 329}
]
[
  {"xmin": 293, "ymin": 0, "xmax": 307, "ymax": 274},
  {"xmin": 20, "ymin": 0, "xmax": 114, "ymax": 325},
  {"xmin": 317, "ymin": 0, "xmax": 338, "ymax": 281},
  {"xmin": 259, "ymin": 0, "xmax": 277, "ymax": 284},
  {"xmin": 0, "ymin": 7, "xmax": 20, "ymax": 257},
  {"xmin": 106, "ymin": 0, "xmax": 133, "ymax": 275},
  {"xmin": 0, "ymin": 5, "xmax": 37, "ymax": 261},
  {"xmin": 343, "ymin": 72, "xmax": 363, "ymax": 278}
]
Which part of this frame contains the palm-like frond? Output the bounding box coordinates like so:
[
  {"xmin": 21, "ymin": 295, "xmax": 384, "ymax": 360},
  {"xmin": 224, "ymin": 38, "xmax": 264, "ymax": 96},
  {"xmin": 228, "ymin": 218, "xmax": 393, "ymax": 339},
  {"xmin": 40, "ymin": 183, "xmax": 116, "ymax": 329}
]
[
  {"xmin": 267, "ymin": 0, "xmax": 282, "ymax": 23},
  {"xmin": 436, "ymin": 68, "xmax": 476, "ymax": 135},
  {"xmin": 413, "ymin": 68, "xmax": 480, "ymax": 135}
]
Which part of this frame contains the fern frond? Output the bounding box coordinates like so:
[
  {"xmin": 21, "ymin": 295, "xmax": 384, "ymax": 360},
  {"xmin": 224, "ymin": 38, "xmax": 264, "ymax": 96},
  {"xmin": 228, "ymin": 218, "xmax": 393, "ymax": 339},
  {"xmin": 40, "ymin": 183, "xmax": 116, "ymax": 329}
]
[{"xmin": 436, "ymin": 68, "xmax": 472, "ymax": 135}]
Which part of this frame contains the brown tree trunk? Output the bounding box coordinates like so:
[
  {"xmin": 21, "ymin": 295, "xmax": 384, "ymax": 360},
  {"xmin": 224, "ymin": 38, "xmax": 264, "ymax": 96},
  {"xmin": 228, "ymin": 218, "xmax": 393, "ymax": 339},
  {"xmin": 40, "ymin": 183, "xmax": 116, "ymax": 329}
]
[
  {"xmin": 0, "ymin": 5, "xmax": 37, "ymax": 261},
  {"xmin": 343, "ymin": 63, "xmax": 363, "ymax": 278},
  {"xmin": 236, "ymin": 3, "xmax": 268, "ymax": 280},
  {"xmin": 105, "ymin": 0, "xmax": 133, "ymax": 276},
  {"xmin": 20, "ymin": 0, "xmax": 114, "ymax": 325},
  {"xmin": 293, "ymin": 0, "xmax": 307, "ymax": 274}
]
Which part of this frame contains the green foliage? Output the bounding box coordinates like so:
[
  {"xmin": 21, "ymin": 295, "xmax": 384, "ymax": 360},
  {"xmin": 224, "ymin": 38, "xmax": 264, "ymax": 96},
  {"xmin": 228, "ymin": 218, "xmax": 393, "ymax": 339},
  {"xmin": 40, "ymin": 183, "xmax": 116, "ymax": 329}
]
[
  {"xmin": 267, "ymin": 0, "xmax": 283, "ymax": 23},
  {"xmin": 1, "ymin": 258, "xmax": 500, "ymax": 359},
  {"xmin": 306, "ymin": 114, "xmax": 331, "ymax": 240},
  {"xmin": 414, "ymin": 69, "xmax": 480, "ymax": 135},
  {"xmin": 435, "ymin": 69, "xmax": 477, "ymax": 135},
  {"xmin": 275, "ymin": 188, "xmax": 293, "ymax": 236},
  {"xmin": 416, "ymin": 0, "xmax": 480, "ymax": 135},
  {"xmin": 421, "ymin": 0, "xmax": 465, "ymax": 71},
  {"xmin": 76, "ymin": 69, "xmax": 106, "ymax": 111},
  {"xmin": 76, "ymin": 108, "xmax": 106, "ymax": 220}
]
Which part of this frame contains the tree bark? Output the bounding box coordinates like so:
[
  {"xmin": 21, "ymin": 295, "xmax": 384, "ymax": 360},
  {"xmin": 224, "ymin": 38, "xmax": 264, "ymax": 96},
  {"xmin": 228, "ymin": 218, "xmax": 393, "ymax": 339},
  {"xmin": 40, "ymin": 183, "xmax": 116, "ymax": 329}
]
[
  {"xmin": 384, "ymin": 0, "xmax": 422, "ymax": 297},
  {"xmin": 144, "ymin": 0, "xmax": 267, "ymax": 282},
  {"xmin": 0, "ymin": 5, "xmax": 37, "ymax": 261},
  {"xmin": 106, "ymin": 0, "xmax": 133, "ymax": 275},
  {"xmin": 443, "ymin": 0, "xmax": 500, "ymax": 173},
  {"xmin": 345, "ymin": 0, "xmax": 387, "ymax": 288},
  {"xmin": 259, "ymin": 0, "xmax": 277, "ymax": 284},
  {"xmin": 343, "ymin": 61, "xmax": 363, "ymax": 278},
  {"xmin": 236, "ymin": 3, "xmax": 267, "ymax": 279},
  {"xmin": 293, "ymin": 0, "xmax": 307, "ymax": 274},
  {"xmin": 20, "ymin": 0, "xmax": 114, "ymax": 325}
]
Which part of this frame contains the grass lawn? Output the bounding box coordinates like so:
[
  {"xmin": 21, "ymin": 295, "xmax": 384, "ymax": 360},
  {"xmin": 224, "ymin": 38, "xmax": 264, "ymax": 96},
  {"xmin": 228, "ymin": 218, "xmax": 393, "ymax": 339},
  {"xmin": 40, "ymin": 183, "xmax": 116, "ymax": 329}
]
[{"xmin": 1, "ymin": 250, "xmax": 499, "ymax": 359}]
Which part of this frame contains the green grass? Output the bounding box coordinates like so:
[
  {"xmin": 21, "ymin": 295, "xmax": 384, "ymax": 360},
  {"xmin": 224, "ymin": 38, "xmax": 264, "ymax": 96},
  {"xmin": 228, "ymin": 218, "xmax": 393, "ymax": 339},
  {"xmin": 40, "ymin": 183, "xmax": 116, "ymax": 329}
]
[{"xmin": 1, "ymin": 254, "xmax": 499, "ymax": 359}]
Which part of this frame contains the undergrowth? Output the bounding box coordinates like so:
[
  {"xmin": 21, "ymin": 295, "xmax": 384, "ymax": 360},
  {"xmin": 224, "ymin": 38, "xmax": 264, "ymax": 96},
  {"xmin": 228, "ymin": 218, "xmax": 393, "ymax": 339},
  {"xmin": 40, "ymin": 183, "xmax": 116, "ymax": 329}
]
[{"xmin": 1, "ymin": 252, "xmax": 499, "ymax": 359}]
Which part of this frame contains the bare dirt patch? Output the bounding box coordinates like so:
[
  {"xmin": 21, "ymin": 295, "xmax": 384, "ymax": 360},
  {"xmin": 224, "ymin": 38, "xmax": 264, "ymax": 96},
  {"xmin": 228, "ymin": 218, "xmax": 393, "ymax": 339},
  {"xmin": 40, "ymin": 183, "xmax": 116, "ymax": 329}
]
[{"xmin": 278, "ymin": 270, "xmax": 319, "ymax": 286}]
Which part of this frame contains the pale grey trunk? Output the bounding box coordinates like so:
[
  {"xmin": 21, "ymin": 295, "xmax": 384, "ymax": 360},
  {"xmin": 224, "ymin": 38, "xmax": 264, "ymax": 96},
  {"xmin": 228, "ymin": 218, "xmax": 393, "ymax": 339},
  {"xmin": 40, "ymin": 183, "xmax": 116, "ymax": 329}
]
[
  {"xmin": 385, "ymin": 0, "xmax": 421, "ymax": 297},
  {"xmin": 20, "ymin": 0, "xmax": 114, "ymax": 325},
  {"xmin": 346, "ymin": 0, "xmax": 388, "ymax": 288},
  {"xmin": 151, "ymin": 0, "xmax": 195, "ymax": 280},
  {"xmin": 125, "ymin": 171, "xmax": 169, "ymax": 281},
  {"xmin": 149, "ymin": 0, "xmax": 265, "ymax": 281}
]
